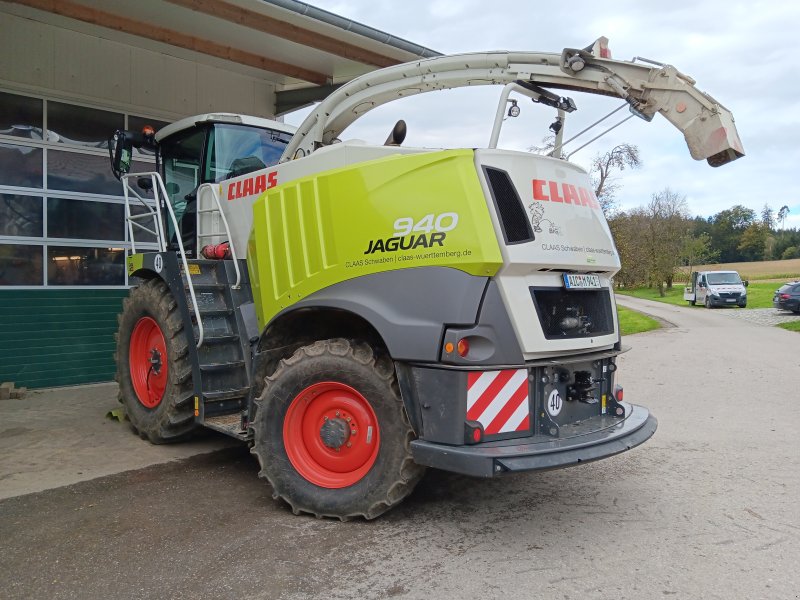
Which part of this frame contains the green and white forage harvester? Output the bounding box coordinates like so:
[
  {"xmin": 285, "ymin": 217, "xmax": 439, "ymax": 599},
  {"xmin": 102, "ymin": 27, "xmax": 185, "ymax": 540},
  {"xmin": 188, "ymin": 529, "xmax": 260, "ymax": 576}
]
[{"xmin": 110, "ymin": 38, "xmax": 743, "ymax": 519}]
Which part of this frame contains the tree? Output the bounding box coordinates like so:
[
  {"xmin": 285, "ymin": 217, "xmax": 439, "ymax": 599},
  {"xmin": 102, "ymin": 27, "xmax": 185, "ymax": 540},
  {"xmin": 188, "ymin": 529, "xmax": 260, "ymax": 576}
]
[
  {"xmin": 761, "ymin": 204, "xmax": 775, "ymax": 229},
  {"xmin": 781, "ymin": 246, "xmax": 800, "ymax": 260},
  {"xmin": 608, "ymin": 211, "xmax": 649, "ymax": 288},
  {"xmin": 778, "ymin": 205, "xmax": 790, "ymax": 229},
  {"xmin": 681, "ymin": 232, "xmax": 719, "ymax": 278},
  {"xmin": 590, "ymin": 144, "xmax": 641, "ymax": 216},
  {"xmin": 642, "ymin": 188, "xmax": 692, "ymax": 294},
  {"xmin": 737, "ymin": 222, "xmax": 770, "ymax": 261},
  {"xmin": 709, "ymin": 205, "xmax": 756, "ymax": 262},
  {"xmin": 610, "ymin": 189, "xmax": 691, "ymax": 294},
  {"xmin": 528, "ymin": 134, "xmax": 558, "ymax": 157}
]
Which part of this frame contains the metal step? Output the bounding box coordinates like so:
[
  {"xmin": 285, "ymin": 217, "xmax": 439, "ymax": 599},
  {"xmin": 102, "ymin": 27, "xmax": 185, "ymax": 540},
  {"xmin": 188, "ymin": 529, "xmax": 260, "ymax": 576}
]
[
  {"xmin": 203, "ymin": 413, "xmax": 251, "ymax": 441},
  {"xmin": 187, "ymin": 282, "xmax": 227, "ymax": 291},
  {"xmin": 194, "ymin": 308, "xmax": 234, "ymax": 317},
  {"xmin": 203, "ymin": 387, "xmax": 250, "ymax": 402},
  {"xmin": 202, "ymin": 333, "xmax": 239, "ymax": 344},
  {"xmin": 200, "ymin": 360, "xmax": 245, "ymax": 372}
]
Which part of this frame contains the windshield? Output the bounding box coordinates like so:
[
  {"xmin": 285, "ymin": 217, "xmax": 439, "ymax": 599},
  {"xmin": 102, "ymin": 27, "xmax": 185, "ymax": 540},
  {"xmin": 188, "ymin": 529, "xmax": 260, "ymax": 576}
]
[
  {"xmin": 205, "ymin": 123, "xmax": 292, "ymax": 182},
  {"xmin": 707, "ymin": 272, "xmax": 742, "ymax": 285}
]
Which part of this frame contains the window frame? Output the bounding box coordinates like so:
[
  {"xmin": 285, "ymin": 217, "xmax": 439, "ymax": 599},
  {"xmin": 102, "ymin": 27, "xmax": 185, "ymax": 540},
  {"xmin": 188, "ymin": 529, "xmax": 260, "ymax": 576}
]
[{"xmin": 0, "ymin": 90, "xmax": 166, "ymax": 289}]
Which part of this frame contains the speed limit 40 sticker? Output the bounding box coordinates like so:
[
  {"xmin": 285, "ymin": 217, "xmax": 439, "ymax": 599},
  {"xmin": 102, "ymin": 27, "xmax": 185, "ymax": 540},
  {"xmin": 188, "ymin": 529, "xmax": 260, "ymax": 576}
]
[{"xmin": 546, "ymin": 389, "xmax": 563, "ymax": 417}]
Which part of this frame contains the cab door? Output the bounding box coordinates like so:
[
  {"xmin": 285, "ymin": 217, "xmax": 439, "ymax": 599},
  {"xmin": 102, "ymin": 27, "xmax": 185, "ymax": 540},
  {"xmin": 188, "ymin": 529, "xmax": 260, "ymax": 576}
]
[
  {"xmin": 697, "ymin": 274, "xmax": 708, "ymax": 303},
  {"xmin": 158, "ymin": 126, "xmax": 209, "ymax": 255}
]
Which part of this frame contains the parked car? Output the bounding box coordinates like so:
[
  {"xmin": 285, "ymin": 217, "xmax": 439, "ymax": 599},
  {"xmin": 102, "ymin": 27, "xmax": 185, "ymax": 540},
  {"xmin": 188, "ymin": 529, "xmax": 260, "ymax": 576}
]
[
  {"xmin": 773, "ymin": 281, "xmax": 800, "ymax": 313},
  {"xmin": 684, "ymin": 270, "xmax": 747, "ymax": 308}
]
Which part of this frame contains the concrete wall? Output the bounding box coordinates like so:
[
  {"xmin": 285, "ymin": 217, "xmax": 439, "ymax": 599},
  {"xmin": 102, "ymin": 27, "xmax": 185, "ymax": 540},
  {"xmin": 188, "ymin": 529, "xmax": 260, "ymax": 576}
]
[{"xmin": 0, "ymin": 12, "xmax": 277, "ymax": 120}]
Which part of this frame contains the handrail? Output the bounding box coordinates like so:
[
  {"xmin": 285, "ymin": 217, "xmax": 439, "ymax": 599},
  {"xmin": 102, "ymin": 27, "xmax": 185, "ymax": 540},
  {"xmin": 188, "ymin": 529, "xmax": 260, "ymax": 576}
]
[
  {"xmin": 196, "ymin": 183, "xmax": 241, "ymax": 289},
  {"xmin": 121, "ymin": 176, "xmax": 167, "ymax": 253},
  {"xmin": 122, "ymin": 172, "xmax": 205, "ymax": 348}
]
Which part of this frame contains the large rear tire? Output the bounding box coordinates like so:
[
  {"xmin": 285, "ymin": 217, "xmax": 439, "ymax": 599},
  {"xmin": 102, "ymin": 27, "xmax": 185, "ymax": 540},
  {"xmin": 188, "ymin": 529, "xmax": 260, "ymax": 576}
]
[
  {"xmin": 252, "ymin": 339, "xmax": 425, "ymax": 520},
  {"xmin": 116, "ymin": 278, "xmax": 197, "ymax": 443}
]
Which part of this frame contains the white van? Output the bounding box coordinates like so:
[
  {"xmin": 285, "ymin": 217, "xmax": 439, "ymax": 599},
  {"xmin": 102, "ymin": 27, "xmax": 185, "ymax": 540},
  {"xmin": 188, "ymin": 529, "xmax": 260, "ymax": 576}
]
[{"xmin": 684, "ymin": 271, "xmax": 748, "ymax": 308}]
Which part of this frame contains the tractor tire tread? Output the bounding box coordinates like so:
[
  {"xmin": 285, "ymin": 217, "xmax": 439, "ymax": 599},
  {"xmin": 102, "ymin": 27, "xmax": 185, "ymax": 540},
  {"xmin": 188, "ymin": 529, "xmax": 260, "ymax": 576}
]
[
  {"xmin": 251, "ymin": 338, "xmax": 425, "ymax": 520},
  {"xmin": 115, "ymin": 277, "xmax": 197, "ymax": 444}
]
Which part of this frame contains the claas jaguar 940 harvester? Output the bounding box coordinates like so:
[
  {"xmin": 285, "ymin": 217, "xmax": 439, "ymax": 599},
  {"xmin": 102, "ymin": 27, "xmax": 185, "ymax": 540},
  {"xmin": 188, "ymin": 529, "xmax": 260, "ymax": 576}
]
[{"xmin": 109, "ymin": 38, "xmax": 743, "ymax": 519}]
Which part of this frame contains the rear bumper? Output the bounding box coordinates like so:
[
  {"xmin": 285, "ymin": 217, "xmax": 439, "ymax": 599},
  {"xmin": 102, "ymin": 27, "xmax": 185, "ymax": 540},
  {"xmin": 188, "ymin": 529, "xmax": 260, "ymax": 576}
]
[
  {"xmin": 410, "ymin": 403, "xmax": 657, "ymax": 477},
  {"xmin": 774, "ymin": 300, "xmax": 799, "ymax": 311}
]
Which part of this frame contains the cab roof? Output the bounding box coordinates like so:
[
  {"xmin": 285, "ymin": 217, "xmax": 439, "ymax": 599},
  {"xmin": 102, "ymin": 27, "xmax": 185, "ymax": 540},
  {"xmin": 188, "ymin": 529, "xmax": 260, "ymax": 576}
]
[{"xmin": 156, "ymin": 113, "xmax": 296, "ymax": 142}]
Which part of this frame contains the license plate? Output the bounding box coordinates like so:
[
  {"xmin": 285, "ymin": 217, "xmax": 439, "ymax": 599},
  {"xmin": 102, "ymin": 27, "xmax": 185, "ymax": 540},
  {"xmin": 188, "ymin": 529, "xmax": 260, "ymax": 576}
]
[
  {"xmin": 726, "ymin": 298, "xmax": 736, "ymax": 303},
  {"xmin": 563, "ymin": 273, "xmax": 601, "ymax": 289}
]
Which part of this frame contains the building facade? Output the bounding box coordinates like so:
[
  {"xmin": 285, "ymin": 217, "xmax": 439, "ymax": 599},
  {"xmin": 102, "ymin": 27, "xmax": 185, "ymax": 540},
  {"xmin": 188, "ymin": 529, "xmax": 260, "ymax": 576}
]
[{"xmin": 0, "ymin": 0, "xmax": 436, "ymax": 388}]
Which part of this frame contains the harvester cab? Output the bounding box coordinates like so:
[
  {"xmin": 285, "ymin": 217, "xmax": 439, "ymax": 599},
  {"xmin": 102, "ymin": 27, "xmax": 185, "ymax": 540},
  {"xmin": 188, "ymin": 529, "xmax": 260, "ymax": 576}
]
[
  {"xmin": 110, "ymin": 114, "xmax": 294, "ymax": 255},
  {"xmin": 111, "ymin": 38, "xmax": 743, "ymax": 520}
]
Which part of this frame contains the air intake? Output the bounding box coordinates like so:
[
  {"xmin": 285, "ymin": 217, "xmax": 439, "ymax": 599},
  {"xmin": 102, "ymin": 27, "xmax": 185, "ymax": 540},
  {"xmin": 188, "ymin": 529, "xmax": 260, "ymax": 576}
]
[{"xmin": 484, "ymin": 167, "xmax": 533, "ymax": 244}]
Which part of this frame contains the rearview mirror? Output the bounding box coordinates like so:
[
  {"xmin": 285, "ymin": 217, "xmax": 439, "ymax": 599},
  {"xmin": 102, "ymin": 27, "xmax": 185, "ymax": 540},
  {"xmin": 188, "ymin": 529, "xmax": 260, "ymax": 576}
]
[{"xmin": 109, "ymin": 130, "xmax": 133, "ymax": 180}]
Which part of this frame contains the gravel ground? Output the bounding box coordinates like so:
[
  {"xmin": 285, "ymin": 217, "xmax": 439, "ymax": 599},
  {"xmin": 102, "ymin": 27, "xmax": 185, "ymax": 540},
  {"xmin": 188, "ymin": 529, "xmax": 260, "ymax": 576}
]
[{"xmin": 709, "ymin": 306, "xmax": 800, "ymax": 326}]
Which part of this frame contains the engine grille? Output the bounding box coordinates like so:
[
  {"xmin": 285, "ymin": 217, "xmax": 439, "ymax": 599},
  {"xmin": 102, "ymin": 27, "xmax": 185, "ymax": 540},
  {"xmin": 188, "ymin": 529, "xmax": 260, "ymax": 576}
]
[
  {"xmin": 483, "ymin": 167, "xmax": 533, "ymax": 244},
  {"xmin": 530, "ymin": 287, "xmax": 614, "ymax": 339},
  {"xmin": 718, "ymin": 292, "xmax": 741, "ymax": 299}
]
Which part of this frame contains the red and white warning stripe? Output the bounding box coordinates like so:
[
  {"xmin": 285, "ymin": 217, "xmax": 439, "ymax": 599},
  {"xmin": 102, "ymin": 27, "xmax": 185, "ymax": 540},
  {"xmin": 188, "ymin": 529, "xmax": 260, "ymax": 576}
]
[{"xmin": 467, "ymin": 369, "xmax": 530, "ymax": 435}]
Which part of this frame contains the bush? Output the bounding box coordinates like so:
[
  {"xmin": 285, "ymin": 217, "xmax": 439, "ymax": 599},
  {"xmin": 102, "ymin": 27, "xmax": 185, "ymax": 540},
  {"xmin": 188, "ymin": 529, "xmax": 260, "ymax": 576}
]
[{"xmin": 781, "ymin": 246, "xmax": 800, "ymax": 260}]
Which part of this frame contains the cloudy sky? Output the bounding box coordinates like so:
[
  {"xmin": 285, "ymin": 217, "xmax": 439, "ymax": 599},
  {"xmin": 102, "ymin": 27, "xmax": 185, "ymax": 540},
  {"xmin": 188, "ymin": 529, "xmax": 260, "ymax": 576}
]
[{"xmin": 286, "ymin": 0, "xmax": 800, "ymax": 228}]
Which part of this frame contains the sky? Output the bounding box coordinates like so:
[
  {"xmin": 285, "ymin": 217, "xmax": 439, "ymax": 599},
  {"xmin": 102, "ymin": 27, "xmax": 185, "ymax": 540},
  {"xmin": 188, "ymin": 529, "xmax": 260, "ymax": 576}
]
[{"xmin": 285, "ymin": 0, "xmax": 800, "ymax": 228}]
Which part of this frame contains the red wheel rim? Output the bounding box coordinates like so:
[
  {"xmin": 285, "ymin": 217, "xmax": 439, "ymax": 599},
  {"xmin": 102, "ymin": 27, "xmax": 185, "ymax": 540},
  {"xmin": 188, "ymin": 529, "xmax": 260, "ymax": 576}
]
[
  {"xmin": 283, "ymin": 381, "xmax": 380, "ymax": 489},
  {"xmin": 129, "ymin": 316, "xmax": 168, "ymax": 409}
]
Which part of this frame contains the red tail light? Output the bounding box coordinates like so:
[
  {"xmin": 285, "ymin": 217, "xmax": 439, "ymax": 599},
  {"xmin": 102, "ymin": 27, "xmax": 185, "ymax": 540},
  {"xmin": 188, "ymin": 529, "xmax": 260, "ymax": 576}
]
[
  {"xmin": 781, "ymin": 293, "xmax": 790, "ymax": 300},
  {"xmin": 457, "ymin": 338, "xmax": 470, "ymax": 358},
  {"xmin": 464, "ymin": 420, "xmax": 484, "ymax": 444}
]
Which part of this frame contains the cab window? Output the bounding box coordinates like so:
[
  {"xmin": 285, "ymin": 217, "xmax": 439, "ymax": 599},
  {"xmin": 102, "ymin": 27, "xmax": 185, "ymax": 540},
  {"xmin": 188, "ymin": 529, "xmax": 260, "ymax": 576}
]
[
  {"xmin": 159, "ymin": 127, "xmax": 205, "ymax": 223},
  {"xmin": 204, "ymin": 123, "xmax": 291, "ymax": 182}
]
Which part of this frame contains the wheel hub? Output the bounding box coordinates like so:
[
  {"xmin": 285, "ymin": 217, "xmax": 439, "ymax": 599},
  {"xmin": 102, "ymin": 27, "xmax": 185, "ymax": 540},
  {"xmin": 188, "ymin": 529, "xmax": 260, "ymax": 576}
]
[
  {"xmin": 129, "ymin": 316, "xmax": 168, "ymax": 409},
  {"xmin": 283, "ymin": 381, "xmax": 380, "ymax": 488},
  {"xmin": 149, "ymin": 348, "xmax": 163, "ymax": 374},
  {"xmin": 320, "ymin": 417, "xmax": 351, "ymax": 449}
]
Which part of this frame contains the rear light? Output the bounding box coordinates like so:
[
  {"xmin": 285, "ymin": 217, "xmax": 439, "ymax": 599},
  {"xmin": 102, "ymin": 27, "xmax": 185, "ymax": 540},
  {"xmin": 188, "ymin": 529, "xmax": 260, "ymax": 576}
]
[
  {"xmin": 614, "ymin": 385, "xmax": 624, "ymax": 403},
  {"xmin": 457, "ymin": 338, "xmax": 470, "ymax": 358},
  {"xmin": 781, "ymin": 293, "xmax": 790, "ymax": 300},
  {"xmin": 464, "ymin": 420, "xmax": 484, "ymax": 445}
]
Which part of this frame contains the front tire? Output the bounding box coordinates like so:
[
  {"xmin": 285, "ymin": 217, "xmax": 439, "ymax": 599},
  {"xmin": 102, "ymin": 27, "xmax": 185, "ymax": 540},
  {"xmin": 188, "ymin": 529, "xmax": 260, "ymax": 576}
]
[
  {"xmin": 252, "ymin": 339, "xmax": 425, "ymax": 520},
  {"xmin": 705, "ymin": 296, "xmax": 713, "ymax": 309},
  {"xmin": 116, "ymin": 278, "xmax": 197, "ymax": 443}
]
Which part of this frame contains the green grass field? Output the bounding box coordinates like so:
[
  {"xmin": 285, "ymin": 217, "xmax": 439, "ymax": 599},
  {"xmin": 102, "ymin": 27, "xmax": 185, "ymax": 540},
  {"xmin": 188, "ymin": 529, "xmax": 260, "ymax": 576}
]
[
  {"xmin": 778, "ymin": 321, "xmax": 800, "ymax": 332},
  {"xmin": 617, "ymin": 305, "xmax": 660, "ymax": 335},
  {"xmin": 617, "ymin": 282, "xmax": 784, "ymax": 309}
]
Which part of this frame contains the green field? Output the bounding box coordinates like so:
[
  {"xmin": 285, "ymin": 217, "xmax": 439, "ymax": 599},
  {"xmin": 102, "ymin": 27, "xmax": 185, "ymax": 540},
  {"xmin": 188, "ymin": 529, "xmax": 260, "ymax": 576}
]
[
  {"xmin": 617, "ymin": 305, "xmax": 660, "ymax": 335},
  {"xmin": 778, "ymin": 321, "xmax": 800, "ymax": 333},
  {"xmin": 617, "ymin": 282, "xmax": 783, "ymax": 309}
]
